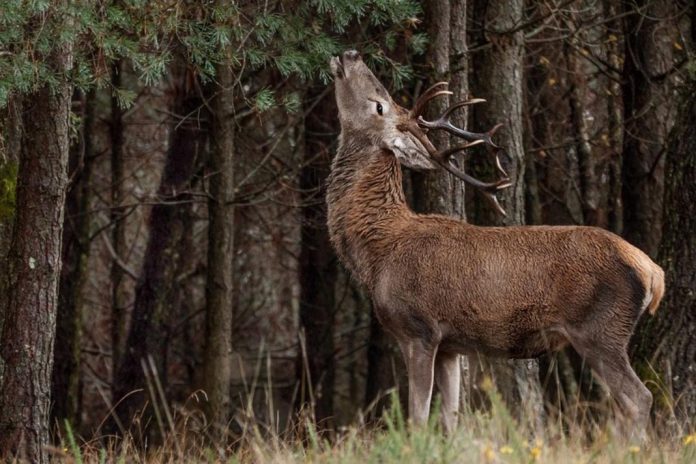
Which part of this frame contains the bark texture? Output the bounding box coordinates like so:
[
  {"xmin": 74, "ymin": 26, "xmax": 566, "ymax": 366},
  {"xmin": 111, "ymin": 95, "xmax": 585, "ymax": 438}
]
[
  {"xmin": 635, "ymin": 79, "xmax": 696, "ymax": 427},
  {"xmin": 412, "ymin": 0, "xmax": 461, "ymax": 216},
  {"xmin": 622, "ymin": 0, "xmax": 676, "ymax": 257},
  {"xmin": 0, "ymin": 34, "xmax": 73, "ymax": 463},
  {"xmin": 202, "ymin": 62, "xmax": 235, "ymax": 430},
  {"xmin": 469, "ymin": 0, "xmax": 526, "ymax": 226},
  {"xmin": 605, "ymin": 0, "xmax": 624, "ymax": 234}
]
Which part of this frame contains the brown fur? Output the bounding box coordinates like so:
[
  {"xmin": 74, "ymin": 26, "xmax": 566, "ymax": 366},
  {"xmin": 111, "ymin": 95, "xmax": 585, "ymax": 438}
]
[{"xmin": 327, "ymin": 50, "xmax": 664, "ymax": 436}]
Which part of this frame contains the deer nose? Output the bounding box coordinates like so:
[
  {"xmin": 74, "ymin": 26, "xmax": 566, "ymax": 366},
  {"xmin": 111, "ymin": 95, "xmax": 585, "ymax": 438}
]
[{"xmin": 342, "ymin": 50, "xmax": 361, "ymax": 62}]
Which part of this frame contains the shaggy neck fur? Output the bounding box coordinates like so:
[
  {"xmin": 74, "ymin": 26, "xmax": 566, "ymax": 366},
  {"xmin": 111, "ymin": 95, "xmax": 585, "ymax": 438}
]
[{"xmin": 326, "ymin": 132, "xmax": 412, "ymax": 289}]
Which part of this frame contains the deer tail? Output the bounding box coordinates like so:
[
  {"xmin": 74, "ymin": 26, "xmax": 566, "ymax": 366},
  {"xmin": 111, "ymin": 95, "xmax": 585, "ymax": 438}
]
[{"xmin": 646, "ymin": 264, "xmax": 665, "ymax": 316}]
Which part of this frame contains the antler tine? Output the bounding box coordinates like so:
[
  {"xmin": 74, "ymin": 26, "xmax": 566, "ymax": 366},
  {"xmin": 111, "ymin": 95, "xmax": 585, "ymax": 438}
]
[
  {"xmin": 440, "ymin": 98, "xmax": 487, "ymax": 120},
  {"xmin": 419, "ymin": 114, "xmax": 503, "ymax": 149},
  {"xmin": 432, "ymin": 140, "xmax": 485, "ymax": 161},
  {"xmin": 411, "ymin": 81, "xmax": 452, "ymax": 118},
  {"xmin": 493, "ymin": 149, "xmax": 509, "ymax": 177},
  {"xmin": 435, "ymin": 158, "xmax": 512, "ymax": 216}
]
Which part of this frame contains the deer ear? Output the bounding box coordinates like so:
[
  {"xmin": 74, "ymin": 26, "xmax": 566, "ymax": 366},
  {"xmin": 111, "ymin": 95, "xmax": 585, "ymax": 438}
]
[{"xmin": 386, "ymin": 137, "xmax": 437, "ymax": 171}]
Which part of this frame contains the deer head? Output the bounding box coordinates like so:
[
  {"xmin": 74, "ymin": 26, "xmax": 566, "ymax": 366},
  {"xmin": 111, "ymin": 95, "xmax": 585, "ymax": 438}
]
[{"xmin": 330, "ymin": 50, "xmax": 511, "ymax": 215}]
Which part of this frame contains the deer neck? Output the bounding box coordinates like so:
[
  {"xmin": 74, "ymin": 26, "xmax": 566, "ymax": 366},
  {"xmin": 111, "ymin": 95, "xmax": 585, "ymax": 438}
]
[{"xmin": 326, "ymin": 141, "xmax": 411, "ymax": 288}]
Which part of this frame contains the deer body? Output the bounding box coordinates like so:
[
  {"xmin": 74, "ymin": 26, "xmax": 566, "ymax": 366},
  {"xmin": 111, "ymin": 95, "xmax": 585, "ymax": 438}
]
[{"xmin": 328, "ymin": 51, "xmax": 664, "ymax": 435}]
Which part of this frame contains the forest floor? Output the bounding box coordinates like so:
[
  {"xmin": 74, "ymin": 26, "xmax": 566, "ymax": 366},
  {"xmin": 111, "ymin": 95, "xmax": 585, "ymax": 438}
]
[{"xmin": 55, "ymin": 387, "xmax": 696, "ymax": 464}]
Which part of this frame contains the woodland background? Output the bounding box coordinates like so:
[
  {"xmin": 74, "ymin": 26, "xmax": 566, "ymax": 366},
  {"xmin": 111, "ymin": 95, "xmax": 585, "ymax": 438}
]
[{"xmin": 0, "ymin": 0, "xmax": 694, "ymax": 462}]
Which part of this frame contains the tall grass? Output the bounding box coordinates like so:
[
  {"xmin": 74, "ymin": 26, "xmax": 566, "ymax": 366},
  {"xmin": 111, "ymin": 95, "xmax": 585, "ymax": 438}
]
[{"xmin": 51, "ymin": 377, "xmax": 696, "ymax": 464}]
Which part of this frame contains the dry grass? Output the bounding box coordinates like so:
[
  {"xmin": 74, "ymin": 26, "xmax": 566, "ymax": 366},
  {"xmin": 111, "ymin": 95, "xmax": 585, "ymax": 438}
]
[{"xmin": 48, "ymin": 380, "xmax": 696, "ymax": 464}]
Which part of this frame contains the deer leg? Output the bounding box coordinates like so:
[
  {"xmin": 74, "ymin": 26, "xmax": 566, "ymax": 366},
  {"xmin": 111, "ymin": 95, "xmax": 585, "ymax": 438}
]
[
  {"xmin": 571, "ymin": 338, "xmax": 652, "ymax": 439},
  {"xmin": 399, "ymin": 339, "xmax": 437, "ymax": 427},
  {"xmin": 600, "ymin": 357, "xmax": 652, "ymax": 441},
  {"xmin": 434, "ymin": 351, "xmax": 461, "ymax": 434}
]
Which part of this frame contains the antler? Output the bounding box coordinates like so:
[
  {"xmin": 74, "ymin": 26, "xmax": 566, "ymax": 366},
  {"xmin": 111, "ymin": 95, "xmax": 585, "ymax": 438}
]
[
  {"xmin": 434, "ymin": 155, "xmax": 512, "ymax": 216},
  {"xmin": 410, "ymin": 81, "xmax": 452, "ymax": 118},
  {"xmin": 409, "ymin": 82, "xmax": 512, "ymax": 216}
]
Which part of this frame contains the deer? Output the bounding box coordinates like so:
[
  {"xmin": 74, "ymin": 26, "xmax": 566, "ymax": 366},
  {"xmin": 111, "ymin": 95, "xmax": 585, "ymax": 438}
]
[{"xmin": 326, "ymin": 50, "xmax": 665, "ymax": 436}]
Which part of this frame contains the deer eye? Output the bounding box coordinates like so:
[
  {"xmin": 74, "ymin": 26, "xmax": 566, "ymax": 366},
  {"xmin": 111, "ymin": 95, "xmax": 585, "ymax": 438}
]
[{"xmin": 376, "ymin": 102, "xmax": 383, "ymax": 116}]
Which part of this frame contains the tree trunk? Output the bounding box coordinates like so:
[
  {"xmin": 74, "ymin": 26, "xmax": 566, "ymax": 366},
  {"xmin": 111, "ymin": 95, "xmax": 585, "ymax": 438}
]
[
  {"xmin": 202, "ymin": 62, "xmax": 235, "ymax": 431},
  {"xmin": 621, "ymin": 0, "xmax": 676, "ymax": 257},
  {"xmin": 469, "ymin": 0, "xmax": 526, "ymax": 226},
  {"xmin": 412, "ymin": 0, "xmax": 459, "ymax": 216},
  {"xmin": 605, "ymin": 0, "xmax": 624, "ymax": 235},
  {"xmin": 468, "ymin": 0, "xmax": 544, "ymax": 426},
  {"xmin": 634, "ymin": 79, "xmax": 696, "ymax": 429},
  {"xmin": 567, "ymin": 38, "xmax": 603, "ymax": 227},
  {"xmin": 112, "ymin": 67, "xmax": 206, "ymax": 428},
  {"xmin": 450, "ymin": 0, "xmax": 469, "ymax": 169},
  {"xmin": 110, "ymin": 61, "xmax": 129, "ymax": 375},
  {"xmin": 297, "ymin": 88, "xmax": 338, "ymax": 425},
  {"xmin": 51, "ymin": 90, "xmax": 96, "ymax": 430},
  {"xmin": 0, "ymin": 34, "xmax": 73, "ymax": 463}
]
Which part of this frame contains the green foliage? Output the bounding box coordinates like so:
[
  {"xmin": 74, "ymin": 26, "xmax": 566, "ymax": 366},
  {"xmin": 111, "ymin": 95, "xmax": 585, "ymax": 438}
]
[
  {"xmin": 283, "ymin": 92, "xmax": 302, "ymax": 114},
  {"xmin": 0, "ymin": 0, "xmax": 424, "ymax": 111},
  {"xmin": 408, "ymin": 33, "xmax": 428, "ymax": 55},
  {"xmin": 0, "ymin": 161, "xmax": 17, "ymax": 221},
  {"xmin": 254, "ymin": 88, "xmax": 276, "ymax": 113},
  {"xmin": 113, "ymin": 87, "xmax": 136, "ymax": 110}
]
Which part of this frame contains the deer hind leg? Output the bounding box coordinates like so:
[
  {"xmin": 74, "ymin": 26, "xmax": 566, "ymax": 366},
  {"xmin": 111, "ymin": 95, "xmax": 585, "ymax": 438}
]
[
  {"xmin": 434, "ymin": 351, "xmax": 461, "ymax": 434},
  {"xmin": 570, "ymin": 337, "xmax": 652, "ymax": 440},
  {"xmin": 399, "ymin": 339, "xmax": 437, "ymax": 427}
]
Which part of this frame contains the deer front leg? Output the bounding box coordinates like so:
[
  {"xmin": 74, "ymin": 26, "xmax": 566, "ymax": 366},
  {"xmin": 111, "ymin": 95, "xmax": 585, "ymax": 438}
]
[
  {"xmin": 400, "ymin": 340, "xmax": 437, "ymax": 427},
  {"xmin": 435, "ymin": 351, "xmax": 460, "ymax": 434}
]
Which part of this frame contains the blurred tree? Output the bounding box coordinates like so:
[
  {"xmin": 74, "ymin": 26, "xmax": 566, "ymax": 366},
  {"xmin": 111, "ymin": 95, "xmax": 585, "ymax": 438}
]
[
  {"xmin": 110, "ymin": 60, "xmax": 129, "ymax": 375},
  {"xmin": 111, "ymin": 63, "xmax": 207, "ymax": 431},
  {"xmin": 412, "ymin": 0, "xmax": 454, "ymax": 215},
  {"xmin": 298, "ymin": 87, "xmax": 339, "ymax": 425},
  {"xmin": 202, "ymin": 43, "xmax": 236, "ymax": 432},
  {"xmin": 567, "ymin": 11, "xmax": 605, "ymax": 227},
  {"xmin": 622, "ymin": 0, "xmax": 677, "ymax": 257},
  {"xmin": 51, "ymin": 90, "xmax": 97, "ymax": 430},
  {"xmin": 604, "ymin": 0, "xmax": 624, "ymax": 234}
]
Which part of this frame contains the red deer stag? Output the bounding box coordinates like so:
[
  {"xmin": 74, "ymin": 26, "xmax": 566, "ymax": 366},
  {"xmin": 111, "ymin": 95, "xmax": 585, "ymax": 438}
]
[{"xmin": 327, "ymin": 50, "xmax": 664, "ymax": 435}]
